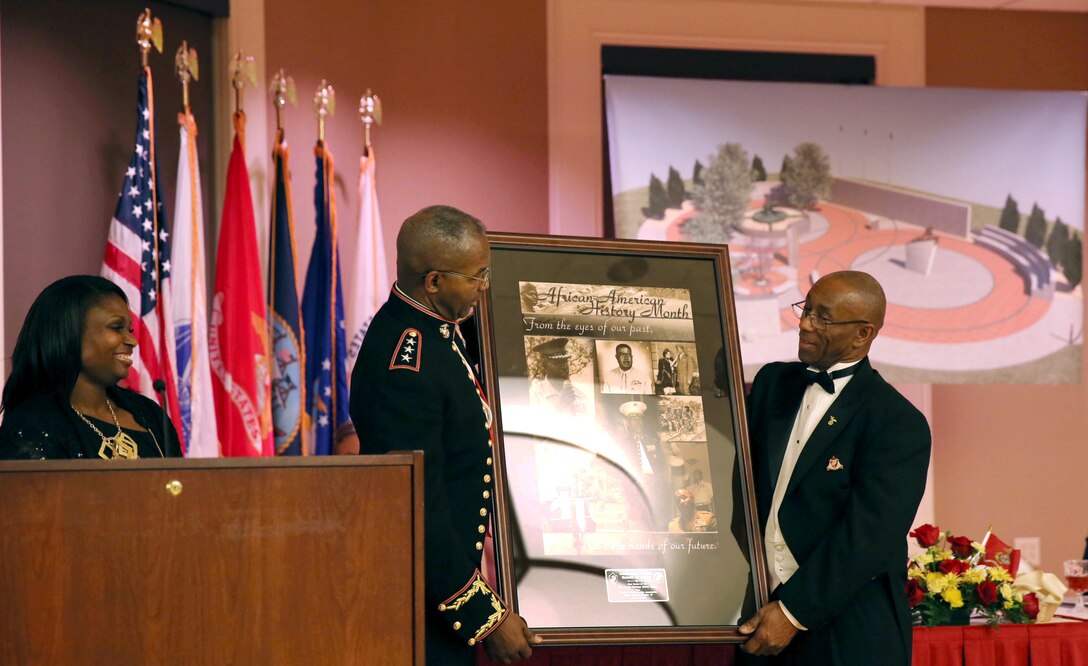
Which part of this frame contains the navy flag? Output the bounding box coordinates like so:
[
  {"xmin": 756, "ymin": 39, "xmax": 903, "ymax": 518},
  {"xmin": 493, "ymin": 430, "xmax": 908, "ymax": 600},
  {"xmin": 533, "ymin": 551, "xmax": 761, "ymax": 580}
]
[{"xmin": 269, "ymin": 129, "xmax": 308, "ymax": 455}]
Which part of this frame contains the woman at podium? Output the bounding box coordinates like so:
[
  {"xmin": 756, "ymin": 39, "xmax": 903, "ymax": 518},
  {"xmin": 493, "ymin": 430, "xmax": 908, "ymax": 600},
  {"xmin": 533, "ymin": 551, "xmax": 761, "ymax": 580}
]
[{"xmin": 0, "ymin": 275, "xmax": 181, "ymax": 459}]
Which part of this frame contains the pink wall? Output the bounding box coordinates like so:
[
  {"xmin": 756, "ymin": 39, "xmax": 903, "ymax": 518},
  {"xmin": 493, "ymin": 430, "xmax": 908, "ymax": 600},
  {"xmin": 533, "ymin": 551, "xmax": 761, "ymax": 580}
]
[
  {"xmin": 263, "ymin": 0, "xmax": 549, "ymax": 283},
  {"xmin": 926, "ymin": 8, "xmax": 1088, "ymax": 573}
]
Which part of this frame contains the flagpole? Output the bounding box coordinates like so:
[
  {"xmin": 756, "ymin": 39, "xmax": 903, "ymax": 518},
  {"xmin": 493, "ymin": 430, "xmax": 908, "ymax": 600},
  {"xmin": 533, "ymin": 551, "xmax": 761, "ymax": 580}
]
[
  {"xmin": 136, "ymin": 9, "xmax": 164, "ymax": 329},
  {"xmin": 176, "ymin": 44, "xmax": 200, "ymax": 301},
  {"xmin": 315, "ymin": 80, "xmax": 335, "ymax": 147},
  {"xmin": 175, "ymin": 41, "xmax": 199, "ymax": 116},
  {"xmin": 314, "ymin": 80, "xmax": 338, "ymax": 424},
  {"xmin": 358, "ymin": 89, "xmax": 382, "ymax": 158},
  {"xmin": 270, "ymin": 68, "xmax": 296, "ymax": 135},
  {"xmin": 269, "ymin": 70, "xmax": 295, "ymax": 307}
]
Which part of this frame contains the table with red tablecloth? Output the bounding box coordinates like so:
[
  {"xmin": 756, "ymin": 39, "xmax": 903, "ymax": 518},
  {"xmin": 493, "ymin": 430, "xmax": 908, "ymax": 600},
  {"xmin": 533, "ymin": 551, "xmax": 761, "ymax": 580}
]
[
  {"xmin": 477, "ymin": 621, "xmax": 1088, "ymax": 666},
  {"xmin": 912, "ymin": 621, "xmax": 1088, "ymax": 666}
]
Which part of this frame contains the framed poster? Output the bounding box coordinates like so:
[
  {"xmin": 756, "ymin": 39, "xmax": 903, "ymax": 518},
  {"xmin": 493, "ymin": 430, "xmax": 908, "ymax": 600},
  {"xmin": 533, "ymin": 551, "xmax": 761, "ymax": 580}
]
[{"xmin": 477, "ymin": 233, "xmax": 768, "ymax": 644}]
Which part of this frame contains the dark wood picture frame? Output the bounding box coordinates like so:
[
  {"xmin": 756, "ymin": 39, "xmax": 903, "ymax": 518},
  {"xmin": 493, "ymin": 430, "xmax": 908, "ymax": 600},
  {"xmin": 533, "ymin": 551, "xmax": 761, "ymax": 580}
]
[{"xmin": 476, "ymin": 232, "xmax": 768, "ymax": 644}]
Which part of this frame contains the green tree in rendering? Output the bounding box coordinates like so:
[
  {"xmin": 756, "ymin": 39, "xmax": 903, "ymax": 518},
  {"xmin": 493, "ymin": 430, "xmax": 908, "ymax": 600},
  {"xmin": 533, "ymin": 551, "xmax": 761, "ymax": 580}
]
[
  {"xmin": 998, "ymin": 194, "xmax": 1020, "ymax": 234},
  {"xmin": 693, "ymin": 159, "xmax": 704, "ymax": 186},
  {"xmin": 1064, "ymin": 233, "xmax": 1082, "ymax": 287},
  {"xmin": 751, "ymin": 155, "xmax": 767, "ymax": 182},
  {"xmin": 666, "ymin": 166, "xmax": 687, "ymax": 208},
  {"xmin": 1046, "ymin": 217, "xmax": 1070, "ymax": 268},
  {"xmin": 642, "ymin": 173, "xmax": 669, "ymax": 220},
  {"xmin": 688, "ymin": 143, "xmax": 753, "ymax": 243},
  {"xmin": 783, "ymin": 142, "xmax": 833, "ymax": 209},
  {"xmin": 780, "ymin": 155, "xmax": 793, "ymax": 182},
  {"xmin": 1024, "ymin": 203, "xmax": 1047, "ymax": 249}
]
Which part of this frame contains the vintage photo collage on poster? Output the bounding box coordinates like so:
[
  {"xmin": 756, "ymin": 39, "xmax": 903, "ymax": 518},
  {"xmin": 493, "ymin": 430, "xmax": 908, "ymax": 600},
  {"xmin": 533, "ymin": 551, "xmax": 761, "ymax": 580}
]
[{"xmin": 518, "ymin": 281, "xmax": 718, "ymax": 558}]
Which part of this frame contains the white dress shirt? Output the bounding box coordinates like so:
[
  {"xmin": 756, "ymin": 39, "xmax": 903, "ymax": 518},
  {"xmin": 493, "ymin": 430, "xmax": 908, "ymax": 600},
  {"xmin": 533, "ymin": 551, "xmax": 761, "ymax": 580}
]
[{"xmin": 764, "ymin": 360, "xmax": 860, "ymax": 629}]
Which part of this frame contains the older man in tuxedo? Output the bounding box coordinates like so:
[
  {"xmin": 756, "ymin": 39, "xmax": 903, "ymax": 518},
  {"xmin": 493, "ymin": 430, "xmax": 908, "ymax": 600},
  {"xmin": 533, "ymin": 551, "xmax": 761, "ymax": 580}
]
[{"xmin": 739, "ymin": 271, "xmax": 931, "ymax": 666}]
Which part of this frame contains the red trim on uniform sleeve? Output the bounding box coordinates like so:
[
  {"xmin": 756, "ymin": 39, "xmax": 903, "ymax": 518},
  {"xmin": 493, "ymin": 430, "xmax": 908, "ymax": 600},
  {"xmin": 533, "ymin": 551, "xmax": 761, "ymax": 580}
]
[
  {"xmin": 389, "ymin": 328, "xmax": 422, "ymax": 371},
  {"xmin": 440, "ymin": 568, "xmax": 484, "ymax": 606},
  {"xmin": 476, "ymin": 606, "xmax": 511, "ymax": 642}
]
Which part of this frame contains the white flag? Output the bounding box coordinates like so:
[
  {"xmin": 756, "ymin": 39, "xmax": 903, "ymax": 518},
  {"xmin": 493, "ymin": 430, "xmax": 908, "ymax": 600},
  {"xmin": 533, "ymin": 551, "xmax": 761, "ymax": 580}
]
[
  {"xmin": 347, "ymin": 148, "xmax": 389, "ymax": 368},
  {"xmin": 172, "ymin": 114, "xmax": 220, "ymax": 457}
]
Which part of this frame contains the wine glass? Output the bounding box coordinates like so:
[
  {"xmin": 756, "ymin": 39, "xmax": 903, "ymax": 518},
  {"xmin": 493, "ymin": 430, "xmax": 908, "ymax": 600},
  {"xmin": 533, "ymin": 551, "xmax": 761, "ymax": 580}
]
[{"xmin": 1064, "ymin": 559, "xmax": 1088, "ymax": 612}]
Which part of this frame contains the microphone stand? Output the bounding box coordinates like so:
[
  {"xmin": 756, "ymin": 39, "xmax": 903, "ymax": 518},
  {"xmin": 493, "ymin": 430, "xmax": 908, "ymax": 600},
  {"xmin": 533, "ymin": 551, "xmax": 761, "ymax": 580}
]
[{"xmin": 152, "ymin": 379, "xmax": 170, "ymax": 456}]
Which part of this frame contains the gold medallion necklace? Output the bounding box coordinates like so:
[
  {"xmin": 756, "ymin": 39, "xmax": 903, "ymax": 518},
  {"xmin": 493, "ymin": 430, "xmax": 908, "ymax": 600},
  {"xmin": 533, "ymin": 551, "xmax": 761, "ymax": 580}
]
[{"xmin": 72, "ymin": 399, "xmax": 140, "ymax": 460}]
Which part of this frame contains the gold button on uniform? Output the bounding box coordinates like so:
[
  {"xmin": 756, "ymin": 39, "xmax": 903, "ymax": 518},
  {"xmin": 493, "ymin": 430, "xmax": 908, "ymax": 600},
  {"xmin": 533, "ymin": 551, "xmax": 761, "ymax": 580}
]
[
  {"xmin": 453, "ymin": 622, "xmax": 462, "ymax": 630},
  {"xmin": 438, "ymin": 603, "xmax": 447, "ymax": 611},
  {"xmin": 483, "ymin": 474, "xmax": 491, "ymax": 483},
  {"xmin": 478, "ymin": 525, "xmax": 486, "ymax": 533},
  {"xmin": 482, "ymin": 490, "xmax": 490, "ymax": 499},
  {"xmin": 486, "ymin": 457, "xmax": 493, "ymax": 466},
  {"xmin": 480, "ymin": 508, "xmax": 487, "ymax": 516},
  {"xmin": 468, "ymin": 638, "xmax": 476, "ymax": 646},
  {"xmin": 476, "ymin": 541, "xmax": 483, "ymax": 550}
]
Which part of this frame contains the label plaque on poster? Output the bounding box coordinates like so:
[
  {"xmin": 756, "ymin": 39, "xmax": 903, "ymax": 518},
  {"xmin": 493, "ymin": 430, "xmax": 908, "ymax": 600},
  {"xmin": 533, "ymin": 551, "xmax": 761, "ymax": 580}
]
[{"xmin": 476, "ymin": 234, "xmax": 768, "ymax": 645}]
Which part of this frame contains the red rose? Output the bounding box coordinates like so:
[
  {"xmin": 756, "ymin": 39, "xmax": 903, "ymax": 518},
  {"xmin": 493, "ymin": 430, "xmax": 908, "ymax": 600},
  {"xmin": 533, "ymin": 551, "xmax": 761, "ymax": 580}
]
[
  {"xmin": 976, "ymin": 580, "xmax": 998, "ymax": 607},
  {"xmin": 1021, "ymin": 592, "xmax": 1040, "ymax": 620},
  {"xmin": 949, "ymin": 535, "xmax": 974, "ymax": 559},
  {"xmin": 940, "ymin": 559, "xmax": 970, "ymax": 575},
  {"xmin": 905, "ymin": 579, "xmax": 925, "ymax": 608},
  {"xmin": 910, "ymin": 524, "xmax": 941, "ymax": 548}
]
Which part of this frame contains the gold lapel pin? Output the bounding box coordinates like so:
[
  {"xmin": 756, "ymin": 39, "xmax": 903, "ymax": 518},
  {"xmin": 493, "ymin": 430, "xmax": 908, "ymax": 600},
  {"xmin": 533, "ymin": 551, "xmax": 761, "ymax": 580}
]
[{"xmin": 827, "ymin": 416, "xmax": 837, "ymax": 426}]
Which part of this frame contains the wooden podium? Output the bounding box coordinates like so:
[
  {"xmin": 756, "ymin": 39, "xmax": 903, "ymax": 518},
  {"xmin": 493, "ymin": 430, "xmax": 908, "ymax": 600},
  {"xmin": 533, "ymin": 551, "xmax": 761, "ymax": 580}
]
[{"xmin": 0, "ymin": 454, "xmax": 423, "ymax": 665}]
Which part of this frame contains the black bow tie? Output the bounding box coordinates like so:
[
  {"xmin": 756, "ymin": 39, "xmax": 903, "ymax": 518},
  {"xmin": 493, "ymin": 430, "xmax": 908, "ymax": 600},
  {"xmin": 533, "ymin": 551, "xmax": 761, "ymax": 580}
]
[{"xmin": 803, "ymin": 364, "xmax": 861, "ymax": 394}]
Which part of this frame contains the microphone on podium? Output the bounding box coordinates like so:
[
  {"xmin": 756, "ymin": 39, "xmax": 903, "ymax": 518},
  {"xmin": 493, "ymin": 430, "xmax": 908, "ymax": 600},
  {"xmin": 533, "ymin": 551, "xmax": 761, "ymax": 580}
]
[{"xmin": 152, "ymin": 379, "xmax": 170, "ymax": 455}]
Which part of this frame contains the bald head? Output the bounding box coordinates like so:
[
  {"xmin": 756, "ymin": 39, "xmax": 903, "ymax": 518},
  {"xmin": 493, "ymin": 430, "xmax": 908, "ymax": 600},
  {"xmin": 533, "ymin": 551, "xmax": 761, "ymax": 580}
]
[
  {"xmin": 396, "ymin": 205, "xmax": 487, "ymax": 284},
  {"xmin": 819, "ymin": 271, "xmax": 886, "ymax": 332}
]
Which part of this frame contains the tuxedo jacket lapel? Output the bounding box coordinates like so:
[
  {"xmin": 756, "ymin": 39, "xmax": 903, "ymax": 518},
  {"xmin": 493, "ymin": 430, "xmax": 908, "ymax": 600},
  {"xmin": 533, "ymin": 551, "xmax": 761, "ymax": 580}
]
[
  {"xmin": 785, "ymin": 359, "xmax": 876, "ymax": 498},
  {"xmin": 765, "ymin": 366, "xmax": 809, "ymax": 492}
]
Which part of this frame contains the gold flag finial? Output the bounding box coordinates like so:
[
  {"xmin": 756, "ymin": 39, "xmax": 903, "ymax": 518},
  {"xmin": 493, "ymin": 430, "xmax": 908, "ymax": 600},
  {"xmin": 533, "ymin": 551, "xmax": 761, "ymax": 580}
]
[
  {"xmin": 136, "ymin": 8, "xmax": 164, "ymax": 67},
  {"xmin": 231, "ymin": 50, "xmax": 258, "ymax": 114},
  {"xmin": 175, "ymin": 41, "xmax": 199, "ymax": 112},
  {"xmin": 270, "ymin": 69, "xmax": 297, "ymax": 132},
  {"xmin": 358, "ymin": 89, "xmax": 382, "ymax": 153},
  {"xmin": 314, "ymin": 80, "xmax": 335, "ymax": 144}
]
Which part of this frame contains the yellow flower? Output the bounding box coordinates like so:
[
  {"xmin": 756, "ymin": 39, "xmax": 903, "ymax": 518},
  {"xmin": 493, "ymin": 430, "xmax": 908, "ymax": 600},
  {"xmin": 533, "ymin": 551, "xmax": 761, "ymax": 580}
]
[
  {"xmin": 989, "ymin": 567, "xmax": 1013, "ymax": 583},
  {"xmin": 941, "ymin": 587, "xmax": 965, "ymax": 608},
  {"xmin": 926, "ymin": 572, "xmax": 949, "ymax": 594},
  {"xmin": 908, "ymin": 568, "xmax": 926, "ymax": 580},
  {"xmin": 961, "ymin": 568, "xmax": 986, "ymax": 584},
  {"xmin": 914, "ymin": 551, "xmax": 934, "ymax": 567},
  {"xmin": 934, "ymin": 548, "xmax": 953, "ymax": 561},
  {"xmin": 1000, "ymin": 583, "xmax": 1014, "ymax": 601}
]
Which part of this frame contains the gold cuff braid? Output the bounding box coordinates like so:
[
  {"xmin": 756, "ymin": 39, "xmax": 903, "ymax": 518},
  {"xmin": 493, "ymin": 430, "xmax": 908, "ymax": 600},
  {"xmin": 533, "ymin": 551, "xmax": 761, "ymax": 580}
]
[{"xmin": 439, "ymin": 572, "xmax": 508, "ymax": 644}]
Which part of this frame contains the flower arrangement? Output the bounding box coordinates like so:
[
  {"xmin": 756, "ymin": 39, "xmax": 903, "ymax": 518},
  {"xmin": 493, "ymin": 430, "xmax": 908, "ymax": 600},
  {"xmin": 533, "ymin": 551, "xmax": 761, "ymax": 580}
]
[{"xmin": 906, "ymin": 523, "xmax": 1040, "ymax": 627}]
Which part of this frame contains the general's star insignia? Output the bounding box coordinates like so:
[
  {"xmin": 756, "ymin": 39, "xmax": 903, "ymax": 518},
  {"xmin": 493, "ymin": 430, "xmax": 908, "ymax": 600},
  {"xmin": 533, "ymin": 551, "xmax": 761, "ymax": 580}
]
[{"xmin": 389, "ymin": 328, "xmax": 422, "ymax": 372}]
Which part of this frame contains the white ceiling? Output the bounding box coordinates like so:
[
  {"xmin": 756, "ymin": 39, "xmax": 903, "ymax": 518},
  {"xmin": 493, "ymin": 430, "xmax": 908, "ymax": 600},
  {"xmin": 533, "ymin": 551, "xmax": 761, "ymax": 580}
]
[{"xmin": 792, "ymin": 0, "xmax": 1088, "ymax": 11}]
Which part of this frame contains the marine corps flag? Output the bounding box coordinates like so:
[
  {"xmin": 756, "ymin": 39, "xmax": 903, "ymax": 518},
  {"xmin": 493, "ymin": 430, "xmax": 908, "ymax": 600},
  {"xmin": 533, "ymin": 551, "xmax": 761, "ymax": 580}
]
[
  {"xmin": 210, "ymin": 112, "xmax": 273, "ymax": 457},
  {"xmin": 980, "ymin": 530, "xmax": 1022, "ymax": 577},
  {"xmin": 301, "ymin": 140, "xmax": 350, "ymax": 455},
  {"xmin": 269, "ymin": 129, "xmax": 308, "ymax": 456},
  {"xmin": 101, "ymin": 66, "xmax": 185, "ymax": 453}
]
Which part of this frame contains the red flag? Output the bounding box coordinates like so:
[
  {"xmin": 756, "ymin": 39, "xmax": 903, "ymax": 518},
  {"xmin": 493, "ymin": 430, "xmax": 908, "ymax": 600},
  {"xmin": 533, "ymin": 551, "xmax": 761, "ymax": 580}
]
[
  {"xmin": 982, "ymin": 531, "xmax": 1021, "ymax": 576},
  {"xmin": 209, "ymin": 113, "xmax": 273, "ymax": 456}
]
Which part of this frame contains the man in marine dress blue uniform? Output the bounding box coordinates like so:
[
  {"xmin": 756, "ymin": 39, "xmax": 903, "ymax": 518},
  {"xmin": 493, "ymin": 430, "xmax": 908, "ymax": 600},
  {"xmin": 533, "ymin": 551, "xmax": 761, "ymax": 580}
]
[
  {"xmin": 739, "ymin": 270, "xmax": 931, "ymax": 666},
  {"xmin": 349, "ymin": 205, "xmax": 540, "ymax": 665}
]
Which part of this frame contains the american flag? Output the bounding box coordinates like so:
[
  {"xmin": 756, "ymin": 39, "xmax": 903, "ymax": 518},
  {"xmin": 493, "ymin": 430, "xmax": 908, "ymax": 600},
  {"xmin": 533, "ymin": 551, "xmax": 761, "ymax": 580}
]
[{"xmin": 101, "ymin": 68, "xmax": 184, "ymax": 448}]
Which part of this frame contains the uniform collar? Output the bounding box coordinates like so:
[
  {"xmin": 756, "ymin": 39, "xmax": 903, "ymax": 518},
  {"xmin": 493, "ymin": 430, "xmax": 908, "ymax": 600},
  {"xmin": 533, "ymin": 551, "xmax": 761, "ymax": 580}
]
[{"xmin": 391, "ymin": 282, "xmax": 473, "ymax": 325}]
